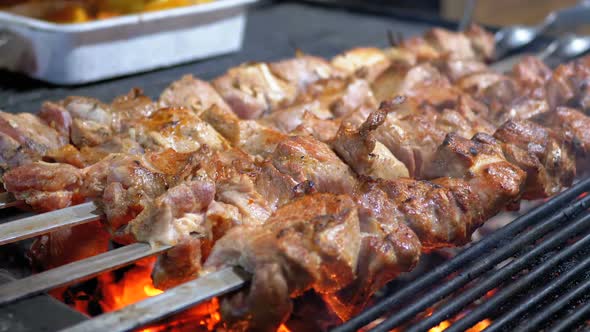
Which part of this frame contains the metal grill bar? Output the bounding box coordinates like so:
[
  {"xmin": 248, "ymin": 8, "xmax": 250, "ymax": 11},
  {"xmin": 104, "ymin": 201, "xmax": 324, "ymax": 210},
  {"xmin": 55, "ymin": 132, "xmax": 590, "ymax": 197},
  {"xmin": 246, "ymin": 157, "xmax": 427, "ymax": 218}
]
[
  {"xmin": 466, "ymin": 250, "xmax": 590, "ymax": 332},
  {"xmin": 391, "ymin": 211, "xmax": 590, "ymax": 332},
  {"xmin": 552, "ymin": 292, "xmax": 590, "ymax": 332},
  {"xmin": 0, "ymin": 243, "xmax": 172, "ymax": 306},
  {"xmin": 333, "ymin": 177, "xmax": 590, "ymax": 332},
  {"xmin": 60, "ymin": 267, "xmax": 249, "ymax": 332},
  {"xmin": 335, "ymin": 178, "xmax": 590, "ymax": 332},
  {"xmin": 0, "ymin": 192, "xmax": 18, "ymax": 209},
  {"xmin": 518, "ymin": 272, "xmax": 590, "ymax": 332},
  {"xmin": 350, "ymin": 193, "xmax": 590, "ymax": 331},
  {"xmin": 0, "ymin": 202, "xmax": 100, "ymax": 245},
  {"xmin": 444, "ymin": 217, "xmax": 590, "ymax": 332}
]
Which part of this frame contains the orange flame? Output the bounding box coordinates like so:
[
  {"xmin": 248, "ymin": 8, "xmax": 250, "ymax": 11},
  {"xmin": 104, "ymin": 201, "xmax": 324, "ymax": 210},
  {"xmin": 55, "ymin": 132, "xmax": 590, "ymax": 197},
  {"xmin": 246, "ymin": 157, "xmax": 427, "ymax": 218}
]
[
  {"xmin": 94, "ymin": 256, "xmax": 224, "ymax": 331},
  {"xmin": 98, "ymin": 257, "xmax": 162, "ymax": 312}
]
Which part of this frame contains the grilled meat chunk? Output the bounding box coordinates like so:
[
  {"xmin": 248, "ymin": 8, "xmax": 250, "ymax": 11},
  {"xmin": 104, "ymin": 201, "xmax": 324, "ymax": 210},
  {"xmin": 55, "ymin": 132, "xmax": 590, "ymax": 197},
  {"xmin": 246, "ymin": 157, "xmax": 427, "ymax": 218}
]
[
  {"xmin": 464, "ymin": 24, "xmax": 495, "ymax": 61},
  {"xmin": 128, "ymin": 176, "xmax": 216, "ymax": 246},
  {"xmin": 546, "ymin": 56, "xmax": 590, "ymax": 112},
  {"xmin": 541, "ymin": 107, "xmax": 590, "ymax": 173},
  {"xmin": 213, "ymin": 63, "xmax": 297, "ymax": 119},
  {"xmin": 138, "ymin": 107, "xmax": 228, "ymax": 153},
  {"xmin": 419, "ymin": 133, "xmax": 526, "ymax": 246},
  {"xmin": 59, "ymin": 96, "xmax": 115, "ymax": 147},
  {"xmin": 110, "ymin": 88, "xmax": 158, "ymax": 128},
  {"xmin": 425, "ymin": 28, "xmax": 477, "ymax": 60},
  {"xmin": 271, "ymin": 134, "xmax": 357, "ymax": 195},
  {"xmin": 326, "ymin": 179, "xmax": 421, "ymax": 318},
  {"xmin": 269, "ymin": 55, "xmax": 346, "ymax": 91},
  {"xmin": 0, "ymin": 111, "xmax": 68, "ymax": 177},
  {"xmin": 205, "ymin": 193, "xmax": 361, "ymax": 332},
  {"xmin": 493, "ymin": 120, "xmax": 575, "ymax": 198},
  {"xmin": 127, "ymin": 176, "xmax": 216, "ymax": 289},
  {"xmin": 260, "ymin": 101, "xmax": 334, "ymax": 134},
  {"xmin": 3, "ymin": 162, "xmax": 83, "ymax": 211},
  {"xmin": 202, "ymin": 105, "xmax": 287, "ymax": 158},
  {"xmin": 84, "ymin": 149, "xmax": 200, "ymax": 241},
  {"xmin": 372, "ymin": 63, "xmax": 459, "ymax": 106},
  {"xmin": 331, "ymin": 99, "xmax": 409, "ymax": 180},
  {"xmin": 434, "ymin": 57, "xmax": 488, "ymax": 82},
  {"xmin": 331, "ymin": 48, "xmax": 391, "ymax": 82},
  {"xmin": 159, "ymin": 75, "xmax": 232, "ymax": 114}
]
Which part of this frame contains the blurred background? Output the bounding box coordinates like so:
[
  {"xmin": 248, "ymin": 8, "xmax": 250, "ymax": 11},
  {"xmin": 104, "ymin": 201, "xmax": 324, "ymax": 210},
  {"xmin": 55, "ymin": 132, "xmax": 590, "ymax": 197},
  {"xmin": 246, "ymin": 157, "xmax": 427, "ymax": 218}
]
[
  {"xmin": 305, "ymin": 0, "xmax": 587, "ymax": 29},
  {"xmin": 0, "ymin": 0, "xmax": 585, "ymax": 26}
]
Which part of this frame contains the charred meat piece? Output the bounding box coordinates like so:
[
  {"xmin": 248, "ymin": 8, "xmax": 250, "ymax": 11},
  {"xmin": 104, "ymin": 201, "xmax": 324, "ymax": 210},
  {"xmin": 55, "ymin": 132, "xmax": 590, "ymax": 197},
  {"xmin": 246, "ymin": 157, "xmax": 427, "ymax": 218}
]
[
  {"xmin": 327, "ymin": 179, "xmax": 421, "ymax": 318},
  {"xmin": 45, "ymin": 137, "xmax": 144, "ymax": 168},
  {"xmin": 205, "ymin": 193, "xmax": 361, "ymax": 332},
  {"xmin": 397, "ymin": 25, "xmax": 494, "ymax": 62},
  {"xmin": 41, "ymin": 90, "xmax": 156, "ymax": 149},
  {"xmin": 494, "ymin": 120, "xmax": 575, "ymax": 199},
  {"xmin": 541, "ymin": 107, "xmax": 590, "ymax": 173},
  {"xmin": 419, "ymin": 132, "xmax": 526, "ymax": 247}
]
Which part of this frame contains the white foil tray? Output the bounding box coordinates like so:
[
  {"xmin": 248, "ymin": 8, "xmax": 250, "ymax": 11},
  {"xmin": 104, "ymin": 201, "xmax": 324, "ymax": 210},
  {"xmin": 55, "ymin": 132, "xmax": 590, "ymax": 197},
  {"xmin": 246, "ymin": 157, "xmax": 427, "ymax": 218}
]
[{"xmin": 0, "ymin": 0, "xmax": 257, "ymax": 85}]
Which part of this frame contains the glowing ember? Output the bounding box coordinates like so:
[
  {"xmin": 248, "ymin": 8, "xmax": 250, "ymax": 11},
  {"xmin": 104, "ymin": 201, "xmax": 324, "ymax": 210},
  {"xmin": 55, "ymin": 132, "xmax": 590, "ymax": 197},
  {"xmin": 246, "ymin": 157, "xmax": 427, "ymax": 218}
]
[
  {"xmin": 466, "ymin": 319, "xmax": 492, "ymax": 332},
  {"xmin": 277, "ymin": 324, "xmax": 291, "ymax": 332},
  {"xmin": 485, "ymin": 288, "xmax": 498, "ymax": 298},
  {"xmin": 424, "ymin": 318, "xmax": 492, "ymax": 332},
  {"xmin": 428, "ymin": 320, "xmax": 451, "ymax": 332}
]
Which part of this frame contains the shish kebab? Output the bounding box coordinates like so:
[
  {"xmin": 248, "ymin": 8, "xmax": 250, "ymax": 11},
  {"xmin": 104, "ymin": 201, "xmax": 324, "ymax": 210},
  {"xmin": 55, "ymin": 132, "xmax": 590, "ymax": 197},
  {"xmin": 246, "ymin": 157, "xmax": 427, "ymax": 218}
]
[{"xmin": 5, "ymin": 25, "xmax": 590, "ymax": 332}]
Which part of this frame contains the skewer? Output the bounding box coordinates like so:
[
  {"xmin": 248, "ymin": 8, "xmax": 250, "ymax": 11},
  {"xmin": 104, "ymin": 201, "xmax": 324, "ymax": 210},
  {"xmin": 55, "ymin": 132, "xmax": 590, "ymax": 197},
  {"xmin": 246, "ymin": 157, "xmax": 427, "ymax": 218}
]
[
  {"xmin": 0, "ymin": 242, "xmax": 172, "ymax": 306},
  {"xmin": 0, "ymin": 192, "xmax": 20, "ymax": 209},
  {"xmin": 60, "ymin": 267, "xmax": 249, "ymax": 332},
  {"xmin": 0, "ymin": 202, "xmax": 100, "ymax": 246}
]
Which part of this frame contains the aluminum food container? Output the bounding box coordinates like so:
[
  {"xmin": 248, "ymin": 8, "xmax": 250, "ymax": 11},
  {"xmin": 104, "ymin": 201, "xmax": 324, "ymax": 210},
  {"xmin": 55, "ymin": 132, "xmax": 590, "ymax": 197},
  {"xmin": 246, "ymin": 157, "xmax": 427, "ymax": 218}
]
[{"xmin": 0, "ymin": 0, "xmax": 257, "ymax": 85}]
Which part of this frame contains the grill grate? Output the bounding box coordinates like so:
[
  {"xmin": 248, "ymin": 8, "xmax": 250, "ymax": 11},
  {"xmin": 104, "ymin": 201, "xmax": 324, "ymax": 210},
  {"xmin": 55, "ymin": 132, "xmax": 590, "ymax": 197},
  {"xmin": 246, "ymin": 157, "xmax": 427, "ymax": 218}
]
[{"xmin": 334, "ymin": 177, "xmax": 590, "ymax": 332}]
